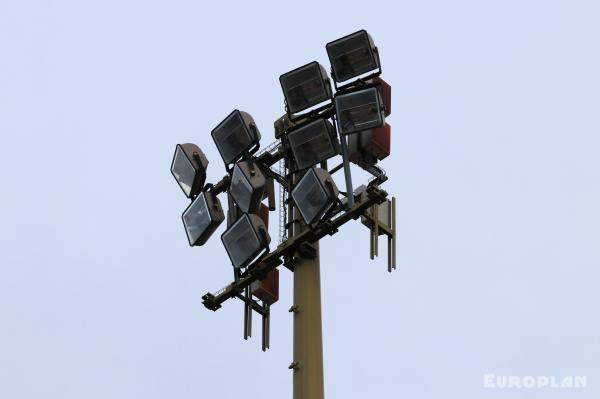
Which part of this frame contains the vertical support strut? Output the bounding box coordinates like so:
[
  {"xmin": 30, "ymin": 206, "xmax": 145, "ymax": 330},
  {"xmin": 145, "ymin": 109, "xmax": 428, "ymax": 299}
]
[
  {"xmin": 370, "ymin": 205, "xmax": 375, "ymax": 260},
  {"xmin": 370, "ymin": 204, "xmax": 380, "ymax": 260},
  {"xmin": 262, "ymin": 303, "xmax": 270, "ymax": 351},
  {"xmin": 339, "ymin": 134, "xmax": 354, "ymax": 208},
  {"xmin": 243, "ymin": 286, "xmax": 252, "ymax": 340},
  {"xmin": 389, "ymin": 197, "xmax": 396, "ymax": 272},
  {"xmin": 367, "ymin": 197, "xmax": 397, "ymax": 272}
]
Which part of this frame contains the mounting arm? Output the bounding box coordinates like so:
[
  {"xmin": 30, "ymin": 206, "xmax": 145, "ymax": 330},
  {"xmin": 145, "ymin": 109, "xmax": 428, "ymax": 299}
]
[{"xmin": 201, "ymin": 185, "xmax": 389, "ymax": 311}]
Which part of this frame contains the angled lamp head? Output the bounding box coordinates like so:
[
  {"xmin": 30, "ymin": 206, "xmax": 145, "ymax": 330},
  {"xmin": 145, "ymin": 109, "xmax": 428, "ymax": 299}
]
[
  {"xmin": 291, "ymin": 168, "xmax": 339, "ymax": 225},
  {"xmin": 229, "ymin": 161, "xmax": 266, "ymax": 214},
  {"xmin": 182, "ymin": 191, "xmax": 225, "ymax": 246},
  {"xmin": 287, "ymin": 118, "xmax": 339, "ymax": 171},
  {"xmin": 280, "ymin": 61, "xmax": 332, "ymax": 117},
  {"xmin": 326, "ymin": 29, "xmax": 380, "ymax": 85},
  {"xmin": 335, "ymin": 86, "xmax": 385, "ymax": 135},
  {"xmin": 221, "ymin": 213, "xmax": 271, "ymax": 269},
  {"xmin": 211, "ymin": 110, "xmax": 261, "ymax": 165},
  {"xmin": 171, "ymin": 143, "xmax": 209, "ymax": 198}
]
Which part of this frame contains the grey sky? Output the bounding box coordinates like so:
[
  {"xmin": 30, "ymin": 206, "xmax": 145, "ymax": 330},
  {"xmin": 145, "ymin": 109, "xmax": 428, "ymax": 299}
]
[{"xmin": 1, "ymin": 1, "xmax": 599, "ymax": 398}]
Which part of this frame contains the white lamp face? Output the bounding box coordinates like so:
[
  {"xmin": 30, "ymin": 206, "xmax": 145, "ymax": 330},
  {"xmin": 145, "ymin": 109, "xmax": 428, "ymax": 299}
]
[
  {"xmin": 288, "ymin": 119, "xmax": 337, "ymax": 170},
  {"xmin": 280, "ymin": 62, "xmax": 330, "ymax": 114},
  {"xmin": 212, "ymin": 111, "xmax": 253, "ymax": 164},
  {"xmin": 229, "ymin": 164, "xmax": 254, "ymax": 213},
  {"xmin": 335, "ymin": 87, "xmax": 384, "ymax": 135},
  {"xmin": 171, "ymin": 145, "xmax": 196, "ymax": 197},
  {"xmin": 182, "ymin": 193, "xmax": 212, "ymax": 245},
  {"xmin": 292, "ymin": 170, "xmax": 330, "ymax": 224},
  {"xmin": 327, "ymin": 30, "xmax": 377, "ymax": 83},
  {"xmin": 222, "ymin": 215, "xmax": 262, "ymax": 268}
]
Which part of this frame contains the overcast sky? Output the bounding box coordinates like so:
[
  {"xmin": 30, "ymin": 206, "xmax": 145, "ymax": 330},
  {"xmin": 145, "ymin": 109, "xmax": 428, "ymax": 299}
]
[{"xmin": 1, "ymin": 1, "xmax": 599, "ymax": 398}]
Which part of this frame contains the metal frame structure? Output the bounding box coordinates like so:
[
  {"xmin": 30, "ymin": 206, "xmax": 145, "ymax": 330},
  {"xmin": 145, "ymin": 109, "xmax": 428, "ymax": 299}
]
[{"xmin": 202, "ymin": 181, "xmax": 390, "ymax": 311}]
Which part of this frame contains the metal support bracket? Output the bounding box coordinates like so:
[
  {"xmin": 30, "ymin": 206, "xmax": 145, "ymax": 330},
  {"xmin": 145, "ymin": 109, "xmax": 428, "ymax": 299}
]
[
  {"xmin": 363, "ymin": 197, "xmax": 397, "ymax": 272},
  {"xmin": 288, "ymin": 361, "xmax": 299, "ymax": 370},
  {"xmin": 201, "ymin": 185, "xmax": 389, "ymax": 312},
  {"xmin": 262, "ymin": 303, "xmax": 270, "ymax": 351},
  {"xmin": 297, "ymin": 242, "xmax": 317, "ymax": 259},
  {"xmin": 339, "ymin": 134, "xmax": 355, "ymax": 208},
  {"xmin": 243, "ymin": 286, "xmax": 252, "ymax": 340},
  {"xmin": 238, "ymin": 288, "xmax": 271, "ymax": 350}
]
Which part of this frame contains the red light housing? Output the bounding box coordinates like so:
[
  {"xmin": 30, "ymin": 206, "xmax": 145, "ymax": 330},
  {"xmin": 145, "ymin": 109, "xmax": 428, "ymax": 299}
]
[
  {"xmin": 251, "ymin": 268, "xmax": 279, "ymax": 305},
  {"xmin": 348, "ymin": 123, "xmax": 391, "ymax": 169},
  {"xmin": 372, "ymin": 77, "xmax": 391, "ymax": 117},
  {"xmin": 369, "ymin": 123, "xmax": 391, "ymax": 160},
  {"xmin": 258, "ymin": 203, "xmax": 270, "ymax": 229}
]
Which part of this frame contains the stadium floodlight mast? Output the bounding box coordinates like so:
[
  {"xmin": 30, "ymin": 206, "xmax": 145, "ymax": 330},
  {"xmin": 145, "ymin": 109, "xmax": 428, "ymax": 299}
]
[{"xmin": 169, "ymin": 29, "xmax": 396, "ymax": 399}]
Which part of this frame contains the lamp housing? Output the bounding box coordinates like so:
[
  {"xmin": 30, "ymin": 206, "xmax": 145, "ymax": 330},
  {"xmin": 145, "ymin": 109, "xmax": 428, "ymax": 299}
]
[
  {"xmin": 279, "ymin": 61, "xmax": 332, "ymax": 117},
  {"xmin": 291, "ymin": 168, "xmax": 339, "ymax": 225},
  {"xmin": 335, "ymin": 86, "xmax": 385, "ymax": 135},
  {"xmin": 229, "ymin": 161, "xmax": 266, "ymax": 214},
  {"xmin": 326, "ymin": 30, "xmax": 380, "ymax": 85},
  {"xmin": 250, "ymin": 268, "xmax": 279, "ymax": 305},
  {"xmin": 348, "ymin": 123, "xmax": 391, "ymax": 169},
  {"xmin": 171, "ymin": 143, "xmax": 209, "ymax": 198},
  {"xmin": 182, "ymin": 191, "xmax": 225, "ymax": 246},
  {"xmin": 287, "ymin": 118, "xmax": 339, "ymax": 170},
  {"xmin": 211, "ymin": 110, "xmax": 261, "ymax": 165},
  {"xmin": 221, "ymin": 214, "xmax": 271, "ymax": 269},
  {"xmin": 372, "ymin": 76, "xmax": 392, "ymax": 117}
]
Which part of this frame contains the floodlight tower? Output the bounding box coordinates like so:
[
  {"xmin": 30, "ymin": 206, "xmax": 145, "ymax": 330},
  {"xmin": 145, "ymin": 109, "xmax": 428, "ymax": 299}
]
[{"xmin": 170, "ymin": 30, "xmax": 396, "ymax": 399}]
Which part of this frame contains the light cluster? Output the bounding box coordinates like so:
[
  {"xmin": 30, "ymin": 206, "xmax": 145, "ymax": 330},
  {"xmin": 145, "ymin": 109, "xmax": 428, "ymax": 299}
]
[{"xmin": 170, "ymin": 29, "xmax": 391, "ymax": 275}]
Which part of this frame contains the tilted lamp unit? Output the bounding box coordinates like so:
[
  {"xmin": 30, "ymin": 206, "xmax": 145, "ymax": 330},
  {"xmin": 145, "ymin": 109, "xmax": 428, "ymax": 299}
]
[
  {"xmin": 211, "ymin": 110, "xmax": 261, "ymax": 165},
  {"xmin": 171, "ymin": 143, "xmax": 209, "ymax": 198},
  {"xmin": 221, "ymin": 213, "xmax": 271, "ymax": 269},
  {"xmin": 279, "ymin": 61, "xmax": 333, "ymax": 118},
  {"xmin": 182, "ymin": 191, "xmax": 225, "ymax": 246},
  {"xmin": 291, "ymin": 168, "xmax": 339, "ymax": 225},
  {"xmin": 287, "ymin": 118, "xmax": 339, "ymax": 170},
  {"xmin": 229, "ymin": 160, "xmax": 267, "ymax": 214}
]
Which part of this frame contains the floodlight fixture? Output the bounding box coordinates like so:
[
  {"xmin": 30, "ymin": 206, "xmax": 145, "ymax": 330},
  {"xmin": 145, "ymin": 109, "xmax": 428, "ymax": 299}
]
[
  {"xmin": 348, "ymin": 123, "xmax": 391, "ymax": 169},
  {"xmin": 250, "ymin": 268, "xmax": 279, "ymax": 305},
  {"xmin": 335, "ymin": 86, "xmax": 385, "ymax": 135},
  {"xmin": 326, "ymin": 29, "xmax": 380, "ymax": 86},
  {"xmin": 229, "ymin": 161, "xmax": 266, "ymax": 214},
  {"xmin": 372, "ymin": 76, "xmax": 392, "ymax": 117},
  {"xmin": 279, "ymin": 61, "xmax": 332, "ymax": 117},
  {"xmin": 221, "ymin": 214, "xmax": 271, "ymax": 269},
  {"xmin": 291, "ymin": 168, "xmax": 339, "ymax": 225},
  {"xmin": 211, "ymin": 110, "xmax": 261, "ymax": 166},
  {"xmin": 171, "ymin": 143, "xmax": 209, "ymax": 198},
  {"xmin": 287, "ymin": 118, "xmax": 339, "ymax": 170},
  {"xmin": 182, "ymin": 191, "xmax": 225, "ymax": 246}
]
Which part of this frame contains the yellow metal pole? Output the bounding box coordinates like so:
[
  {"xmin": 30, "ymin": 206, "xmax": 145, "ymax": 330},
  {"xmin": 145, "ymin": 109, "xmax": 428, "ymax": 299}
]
[
  {"xmin": 292, "ymin": 240, "xmax": 325, "ymax": 399},
  {"xmin": 288, "ymin": 162, "xmax": 325, "ymax": 399}
]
